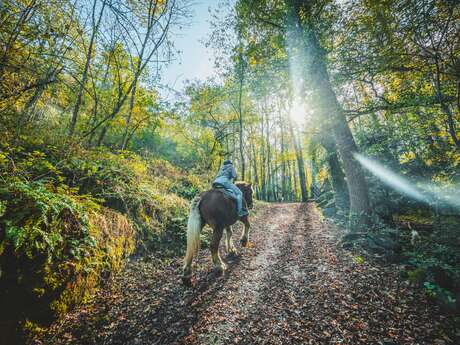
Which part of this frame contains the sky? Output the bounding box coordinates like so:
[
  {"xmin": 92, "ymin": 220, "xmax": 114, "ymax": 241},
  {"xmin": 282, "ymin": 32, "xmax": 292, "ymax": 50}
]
[{"xmin": 160, "ymin": 0, "xmax": 218, "ymax": 99}]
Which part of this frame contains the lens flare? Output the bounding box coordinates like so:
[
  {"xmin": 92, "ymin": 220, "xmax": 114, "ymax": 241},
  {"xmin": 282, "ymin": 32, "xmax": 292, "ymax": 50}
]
[
  {"xmin": 353, "ymin": 153, "xmax": 429, "ymax": 202},
  {"xmin": 354, "ymin": 153, "xmax": 460, "ymax": 210},
  {"xmin": 418, "ymin": 183, "xmax": 460, "ymax": 209}
]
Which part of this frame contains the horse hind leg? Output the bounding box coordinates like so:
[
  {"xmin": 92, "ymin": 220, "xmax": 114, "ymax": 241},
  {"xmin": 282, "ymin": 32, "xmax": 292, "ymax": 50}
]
[
  {"xmin": 225, "ymin": 226, "xmax": 238, "ymax": 256},
  {"xmin": 240, "ymin": 217, "xmax": 251, "ymax": 247},
  {"xmin": 210, "ymin": 226, "xmax": 227, "ymax": 274}
]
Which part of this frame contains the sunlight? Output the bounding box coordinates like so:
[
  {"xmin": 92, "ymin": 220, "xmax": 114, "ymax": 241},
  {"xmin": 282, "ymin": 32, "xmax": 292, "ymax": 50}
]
[
  {"xmin": 354, "ymin": 153, "xmax": 429, "ymax": 203},
  {"xmin": 286, "ymin": 19, "xmax": 308, "ymax": 128},
  {"xmin": 419, "ymin": 183, "xmax": 460, "ymax": 209},
  {"xmin": 289, "ymin": 99, "xmax": 306, "ymax": 125},
  {"xmin": 354, "ymin": 153, "xmax": 460, "ymax": 210}
]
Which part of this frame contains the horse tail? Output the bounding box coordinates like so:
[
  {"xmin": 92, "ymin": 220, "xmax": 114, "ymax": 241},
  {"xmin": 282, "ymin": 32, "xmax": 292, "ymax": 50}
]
[{"xmin": 184, "ymin": 196, "xmax": 202, "ymax": 266}]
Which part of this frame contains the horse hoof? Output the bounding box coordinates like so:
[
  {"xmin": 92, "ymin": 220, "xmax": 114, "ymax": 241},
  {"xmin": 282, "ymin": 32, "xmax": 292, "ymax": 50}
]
[
  {"xmin": 214, "ymin": 264, "xmax": 227, "ymax": 275},
  {"xmin": 240, "ymin": 238, "xmax": 248, "ymax": 247}
]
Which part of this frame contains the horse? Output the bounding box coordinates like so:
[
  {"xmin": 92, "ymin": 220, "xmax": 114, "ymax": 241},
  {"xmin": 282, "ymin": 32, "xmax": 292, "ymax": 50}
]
[{"xmin": 182, "ymin": 182, "xmax": 254, "ymax": 285}]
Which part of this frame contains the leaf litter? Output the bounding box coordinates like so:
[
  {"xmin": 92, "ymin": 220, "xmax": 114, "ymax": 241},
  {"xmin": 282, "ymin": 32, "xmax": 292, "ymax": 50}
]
[{"xmin": 34, "ymin": 203, "xmax": 458, "ymax": 345}]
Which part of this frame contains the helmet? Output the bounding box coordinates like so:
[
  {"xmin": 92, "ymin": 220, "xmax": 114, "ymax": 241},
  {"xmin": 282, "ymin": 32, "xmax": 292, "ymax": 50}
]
[{"xmin": 223, "ymin": 160, "xmax": 232, "ymax": 165}]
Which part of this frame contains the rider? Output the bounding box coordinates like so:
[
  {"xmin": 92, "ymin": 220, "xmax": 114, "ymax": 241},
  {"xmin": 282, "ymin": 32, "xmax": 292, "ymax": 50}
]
[{"xmin": 212, "ymin": 160, "xmax": 249, "ymax": 218}]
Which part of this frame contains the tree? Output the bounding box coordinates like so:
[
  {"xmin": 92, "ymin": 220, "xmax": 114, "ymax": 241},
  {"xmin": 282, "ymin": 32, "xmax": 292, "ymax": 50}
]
[{"xmin": 69, "ymin": 0, "xmax": 107, "ymax": 137}]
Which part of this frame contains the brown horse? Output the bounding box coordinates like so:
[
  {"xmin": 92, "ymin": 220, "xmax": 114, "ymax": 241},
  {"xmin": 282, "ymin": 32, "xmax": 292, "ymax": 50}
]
[{"xmin": 182, "ymin": 182, "xmax": 253, "ymax": 284}]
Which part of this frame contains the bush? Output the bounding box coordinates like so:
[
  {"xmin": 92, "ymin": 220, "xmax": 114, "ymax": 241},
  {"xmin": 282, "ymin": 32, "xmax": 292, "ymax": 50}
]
[
  {"xmin": 0, "ymin": 142, "xmax": 205, "ymax": 341},
  {"xmin": 55, "ymin": 149, "xmax": 202, "ymax": 252}
]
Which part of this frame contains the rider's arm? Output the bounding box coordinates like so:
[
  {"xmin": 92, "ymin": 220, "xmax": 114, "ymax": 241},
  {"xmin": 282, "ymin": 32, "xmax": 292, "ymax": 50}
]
[{"xmin": 230, "ymin": 165, "xmax": 237, "ymax": 182}]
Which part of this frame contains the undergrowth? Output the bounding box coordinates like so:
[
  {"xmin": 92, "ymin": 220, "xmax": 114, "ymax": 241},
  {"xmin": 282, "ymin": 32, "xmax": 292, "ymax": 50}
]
[
  {"xmin": 0, "ymin": 140, "xmax": 206, "ymax": 341},
  {"xmin": 315, "ymin": 187, "xmax": 460, "ymax": 314}
]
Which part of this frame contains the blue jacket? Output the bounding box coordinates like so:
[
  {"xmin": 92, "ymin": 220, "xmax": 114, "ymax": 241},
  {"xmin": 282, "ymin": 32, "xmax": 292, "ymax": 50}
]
[{"xmin": 213, "ymin": 163, "xmax": 237, "ymax": 186}]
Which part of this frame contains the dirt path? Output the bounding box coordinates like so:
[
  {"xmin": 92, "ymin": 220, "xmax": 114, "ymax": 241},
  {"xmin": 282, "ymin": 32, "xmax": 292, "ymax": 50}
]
[{"xmin": 38, "ymin": 203, "xmax": 457, "ymax": 345}]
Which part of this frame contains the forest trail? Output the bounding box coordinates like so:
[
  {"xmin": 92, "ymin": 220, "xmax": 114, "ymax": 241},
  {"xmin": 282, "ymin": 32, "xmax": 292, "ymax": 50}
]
[{"xmin": 38, "ymin": 203, "xmax": 455, "ymax": 345}]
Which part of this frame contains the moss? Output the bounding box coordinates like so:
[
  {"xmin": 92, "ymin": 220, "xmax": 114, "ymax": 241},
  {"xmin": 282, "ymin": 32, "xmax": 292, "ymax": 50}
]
[{"xmin": 0, "ymin": 181, "xmax": 135, "ymax": 338}]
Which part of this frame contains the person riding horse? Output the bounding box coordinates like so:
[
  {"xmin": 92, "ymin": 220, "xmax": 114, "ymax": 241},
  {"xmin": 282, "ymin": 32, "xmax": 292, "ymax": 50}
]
[
  {"xmin": 182, "ymin": 160, "xmax": 253, "ymax": 285},
  {"xmin": 212, "ymin": 160, "xmax": 249, "ymax": 218}
]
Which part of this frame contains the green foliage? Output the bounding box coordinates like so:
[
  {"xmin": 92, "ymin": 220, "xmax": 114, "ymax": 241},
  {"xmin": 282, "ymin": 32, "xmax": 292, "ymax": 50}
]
[
  {"xmin": 0, "ymin": 141, "xmax": 204, "ymax": 339},
  {"xmin": 353, "ymin": 255, "xmax": 365, "ymax": 265},
  {"xmin": 0, "ymin": 175, "xmax": 135, "ymax": 329},
  {"xmin": 407, "ymin": 268, "xmax": 426, "ymax": 285},
  {"xmin": 423, "ymin": 282, "xmax": 457, "ymax": 312},
  {"xmin": 400, "ymin": 224, "xmax": 460, "ymax": 312},
  {"xmin": 1, "ymin": 180, "xmax": 94, "ymax": 258},
  {"xmin": 407, "ymin": 244, "xmax": 460, "ymax": 289}
]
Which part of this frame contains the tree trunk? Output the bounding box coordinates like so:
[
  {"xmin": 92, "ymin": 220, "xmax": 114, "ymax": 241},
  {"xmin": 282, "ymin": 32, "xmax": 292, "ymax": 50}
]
[
  {"xmin": 266, "ymin": 113, "xmax": 273, "ymax": 201},
  {"xmin": 280, "ymin": 113, "xmax": 287, "ymax": 200},
  {"xmin": 97, "ymin": 125, "xmax": 108, "ymax": 147},
  {"xmin": 260, "ymin": 111, "xmax": 267, "ymax": 200},
  {"xmin": 322, "ymin": 138, "xmax": 350, "ymax": 211},
  {"xmin": 272, "ymin": 123, "xmax": 279, "ymax": 201},
  {"xmin": 121, "ymin": 79, "xmax": 138, "ymax": 150},
  {"xmin": 288, "ymin": 159, "xmax": 294, "ymax": 201},
  {"xmin": 328, "ymin": 153, "xmax": 349, "ymax": 209},
  {"xmin": 251, "ymin": 139, "xmax": 260, "ymax": 199},
  {"xmin": 69, "ymin": 0, "xmax": 106, "ymax": 137},
  {"xmin": 433, "ymin": 55, "xmax": 460, "ymax": 149},
  {"xmin": 293, "ymin": 159, "xmax": 298, "ymax": 201},
  {"xmin": 287, "ymin": 0, "xmax": 371, "ymax": 228},
  {"xmin": 288, "ymin": 115, "xmax": 308, "ymax": 202},
  {"xmin": 237, "ymin": 49, "xmax": 246, "ymax": 180}
]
